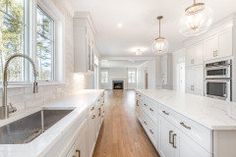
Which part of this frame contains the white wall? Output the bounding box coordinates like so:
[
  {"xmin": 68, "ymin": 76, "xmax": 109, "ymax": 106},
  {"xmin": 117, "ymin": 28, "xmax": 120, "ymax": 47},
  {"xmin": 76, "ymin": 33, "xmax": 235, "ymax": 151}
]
[
  {"xmin": 172, "ymin": 49, "xmax": 186, "ymax": 90},
  {"xmin": 100, "ymin": 67, "xmax": 137, "ymax": 90},
  {"xmin": 137, "ymin": 60, "xmax": 156, "ymax": 89}
]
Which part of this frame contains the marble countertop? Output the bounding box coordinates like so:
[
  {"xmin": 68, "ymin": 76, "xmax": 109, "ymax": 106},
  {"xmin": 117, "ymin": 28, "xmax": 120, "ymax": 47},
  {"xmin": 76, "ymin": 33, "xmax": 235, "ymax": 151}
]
[
  {"xmin": 0, "ymin": 89, "xmax": 104, "ymax": 157},
  {"xmin": 137, "ymin": 89, "xmax": 236, "ymax": 130}
]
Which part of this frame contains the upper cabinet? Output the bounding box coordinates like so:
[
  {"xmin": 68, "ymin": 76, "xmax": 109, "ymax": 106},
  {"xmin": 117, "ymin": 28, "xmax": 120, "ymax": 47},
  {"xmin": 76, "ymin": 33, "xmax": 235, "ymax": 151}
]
[
  {"xmin": 186, "ymin": 42, "xmax": 204, "ymax": 66},
  {"xmin": 204, "ymin": 27, "xmax": 233, "ymax": 61},
  {"xmin": 73, "ymin": 12, "xmax": 95, "ymax": 73}
]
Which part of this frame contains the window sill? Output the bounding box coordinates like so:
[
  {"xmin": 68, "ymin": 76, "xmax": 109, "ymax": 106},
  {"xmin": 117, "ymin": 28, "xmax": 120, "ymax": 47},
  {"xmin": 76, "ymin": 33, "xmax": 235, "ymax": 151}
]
[{"xmin": 0, "ymin": 81, "xmax": 66, "ymax": 89}]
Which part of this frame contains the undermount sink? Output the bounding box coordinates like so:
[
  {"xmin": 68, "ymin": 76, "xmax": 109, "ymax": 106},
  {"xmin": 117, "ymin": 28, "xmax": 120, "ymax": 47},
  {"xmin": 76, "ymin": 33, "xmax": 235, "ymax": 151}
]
[{"xmin": 0, "ymin": 109, "xmax": 73, "ymax": 144}]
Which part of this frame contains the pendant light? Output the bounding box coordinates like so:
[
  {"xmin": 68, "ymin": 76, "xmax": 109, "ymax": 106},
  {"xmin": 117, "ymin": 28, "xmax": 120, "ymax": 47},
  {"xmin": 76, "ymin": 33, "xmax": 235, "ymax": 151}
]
[
  {"xmin": 179, "ymin": 0, "xmax": 213, "ymax": 37},
  {"xmin": 152, "ymin": 16, "xmax": 168, "ymax": 54}
]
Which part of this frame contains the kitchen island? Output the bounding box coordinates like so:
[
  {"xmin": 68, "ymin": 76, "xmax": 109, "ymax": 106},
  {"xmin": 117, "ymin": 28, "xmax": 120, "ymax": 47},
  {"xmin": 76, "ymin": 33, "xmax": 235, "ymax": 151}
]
[{"xmin": 136, "ymin": 89, "xmax": 236, "ymax": 157}]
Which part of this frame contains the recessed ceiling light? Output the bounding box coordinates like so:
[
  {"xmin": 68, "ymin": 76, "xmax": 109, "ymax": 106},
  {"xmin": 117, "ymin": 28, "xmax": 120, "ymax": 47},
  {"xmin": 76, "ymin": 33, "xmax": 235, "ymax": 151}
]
[
  {"xmin": 117, "ymin": 23, "xmax": 123, "ymax": 28},
  {"xmin": 136, "ymin": 49, "xmax": 143, "ymax": 56}
]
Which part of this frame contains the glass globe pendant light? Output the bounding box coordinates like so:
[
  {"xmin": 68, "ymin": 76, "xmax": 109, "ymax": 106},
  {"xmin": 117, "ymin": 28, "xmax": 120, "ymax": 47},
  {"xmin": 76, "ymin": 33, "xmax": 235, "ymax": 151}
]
[
  {"xmin": 152, "ymin": 16, "xmax": 168, "ymax": 54},
  {"xmin": 179, "ymin": 0, "xmax": 213, "ymax": 37}
]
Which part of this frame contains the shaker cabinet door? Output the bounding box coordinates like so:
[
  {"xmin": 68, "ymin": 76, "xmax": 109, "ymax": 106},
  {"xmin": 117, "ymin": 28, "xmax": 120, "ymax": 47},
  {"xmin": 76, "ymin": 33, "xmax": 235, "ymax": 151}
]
[
  {"xmin": 179, "ymin": 132, "xmax": 211, "ymax": 157},
  {"xmin": 204, "ymin": 35, "xmax": 218, "ymax": 61},
  {"xmin": 160, "ymin": 116, "xmax": 179, "ymax": 157}
]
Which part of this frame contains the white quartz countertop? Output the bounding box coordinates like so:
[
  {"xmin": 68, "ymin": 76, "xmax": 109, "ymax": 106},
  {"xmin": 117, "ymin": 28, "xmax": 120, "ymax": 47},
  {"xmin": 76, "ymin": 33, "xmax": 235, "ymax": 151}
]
[
  {"xmin": 138, "ymin": 89, "xmax": 236, "ymax": 131},
  {"xmin": 0, "ymin": 89, "xmax": 104, "ymax": 157}
]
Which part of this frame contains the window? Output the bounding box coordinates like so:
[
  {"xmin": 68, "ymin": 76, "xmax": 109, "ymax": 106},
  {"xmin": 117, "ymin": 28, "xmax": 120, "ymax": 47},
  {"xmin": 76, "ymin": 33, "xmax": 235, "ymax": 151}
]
[
  {"xmin": 0, "ymin": 0, "xmax": 61, "ymax": 85},
  {"xmin": 36, "ymin": 6, "xmax": 55, "ymax": 81},
  {"xmin": 0, "ymin": 0, "xmax": 27, "ymax": 81},
  {"xmin": 101, "ymin": 71, "xmax": 108, "ymax": 83},
  {"xmin": 128, "ymin": 70, "xmax": 136, "ymax": 83}
]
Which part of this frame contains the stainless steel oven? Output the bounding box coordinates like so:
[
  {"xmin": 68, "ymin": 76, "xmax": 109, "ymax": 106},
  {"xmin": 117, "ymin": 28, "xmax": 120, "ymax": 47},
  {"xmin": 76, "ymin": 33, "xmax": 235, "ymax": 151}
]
[
  {"xmin": 205, "ymin": 79, "xmax": 231, "ymax": 101},
  {"xmin": 205, "ymin": 60, "xmax": 232, "ymax": 79},
  {"xmin": 205, "ymin": 59, "xmax": 232, "ymax": 101}
]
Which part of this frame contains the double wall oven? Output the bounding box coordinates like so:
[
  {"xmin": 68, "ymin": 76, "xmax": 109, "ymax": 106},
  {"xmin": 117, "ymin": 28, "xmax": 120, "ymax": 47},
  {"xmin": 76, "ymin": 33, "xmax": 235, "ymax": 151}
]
[{"xmin": 205, "ymin": 60, "xmax": 232, "ymax": 101}]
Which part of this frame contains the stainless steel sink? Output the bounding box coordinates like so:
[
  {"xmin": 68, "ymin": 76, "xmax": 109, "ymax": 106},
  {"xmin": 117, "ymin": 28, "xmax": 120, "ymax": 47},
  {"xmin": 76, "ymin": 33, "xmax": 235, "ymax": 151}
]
[{"xmin": 0, "ymin": 109, "xmax": 73, "ymax": 144}]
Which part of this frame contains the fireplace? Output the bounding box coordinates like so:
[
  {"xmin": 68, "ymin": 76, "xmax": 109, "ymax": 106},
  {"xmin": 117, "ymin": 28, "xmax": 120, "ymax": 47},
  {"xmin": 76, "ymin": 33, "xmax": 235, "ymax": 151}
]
[{"xmin": 113, "ymin": 80, "xmax": 124, "ymax": 90}]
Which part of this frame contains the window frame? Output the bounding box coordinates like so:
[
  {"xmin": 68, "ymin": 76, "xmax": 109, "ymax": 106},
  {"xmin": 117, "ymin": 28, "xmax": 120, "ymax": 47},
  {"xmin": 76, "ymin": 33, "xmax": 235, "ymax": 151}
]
[
  {"xmin": 36, "ymin": 5, "xmax": 56, "ymax": 81},
  {"xmin": 128, "ymin": 69, "xmax": 136, "ymax": 84},
  {"xmin": 0, "ymin": 0, "xmax": 29, "ymax": 83},
  {"xmin": 35, "ymin": 0, "xmax": 65, "ymax": 84},
  {"xmin": 101, "ymin": 71, "xmax": 109, "ymax": 84},
  {"xmin": 0, "ymin": 0, "xmax": 65, "ymax": 87}
]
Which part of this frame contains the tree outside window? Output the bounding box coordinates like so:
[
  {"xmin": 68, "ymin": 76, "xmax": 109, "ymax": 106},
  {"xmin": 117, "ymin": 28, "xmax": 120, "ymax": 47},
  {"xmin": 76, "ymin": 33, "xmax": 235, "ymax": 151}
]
[
  {"xmin": 36, "ymin": 6, "xmax": 54, "ymax": 81},
  {"xmin": 0, "ymin": 0, "xmax": 25, "ymax": 81}
]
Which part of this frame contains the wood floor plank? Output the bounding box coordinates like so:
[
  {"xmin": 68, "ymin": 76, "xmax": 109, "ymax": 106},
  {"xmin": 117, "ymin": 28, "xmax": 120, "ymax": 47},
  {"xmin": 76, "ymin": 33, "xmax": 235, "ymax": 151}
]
[{"xmin": 93, "ymin": 90, "xmax": 160, "ymax": 157}]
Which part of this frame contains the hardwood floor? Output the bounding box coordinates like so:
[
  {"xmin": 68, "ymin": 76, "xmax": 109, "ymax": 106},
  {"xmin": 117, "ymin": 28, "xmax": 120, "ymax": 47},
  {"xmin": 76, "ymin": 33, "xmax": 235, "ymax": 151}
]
[{"xmin": 93, "ymin": 90, "xmax": 160, "ymax": 157}]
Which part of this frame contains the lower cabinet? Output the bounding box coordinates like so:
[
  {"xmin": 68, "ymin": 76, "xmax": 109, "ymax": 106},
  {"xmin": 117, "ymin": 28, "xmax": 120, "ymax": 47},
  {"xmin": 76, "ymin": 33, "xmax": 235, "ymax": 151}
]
[
  {"xmin": 160, "ymin": 116, "xmax": 179, "ymax": 157},
  {"xmin": 179, "ymin": 132, "xmax": 211, "ymax": 157},
  {"xmin": 66, "ymin": 120, "xmax": 87, "ymax": 157},
  {"xmin": 66, "ymin": 93, "xmax": 105, "ymax": 157},
  {"xmin": 136, "ymin": 92, "xmax": 212, "ymax": 157}
]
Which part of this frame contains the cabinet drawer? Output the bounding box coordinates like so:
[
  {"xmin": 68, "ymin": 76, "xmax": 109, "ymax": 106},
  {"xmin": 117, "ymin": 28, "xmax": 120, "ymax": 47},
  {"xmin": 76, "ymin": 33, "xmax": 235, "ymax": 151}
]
[
  {"xmin": 142, "ymin": 112, "xmax": 159, "ymax": 149},
  {"xmin": 159, "ymin": 104, "xmax": 212, "ymax": 153},
  {"xmin": 174, "ymin": 112, "xmax": 212, "ymax": 153}
]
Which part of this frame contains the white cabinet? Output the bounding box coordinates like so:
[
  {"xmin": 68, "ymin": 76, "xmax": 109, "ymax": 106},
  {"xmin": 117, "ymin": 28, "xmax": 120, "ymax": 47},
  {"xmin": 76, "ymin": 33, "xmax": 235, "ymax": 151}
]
[
  {"xmin": 204, "ymin": 35, "xmax": 218, "ymax": 61},
  {"xmin": 185, "ymin": 65, "xmax": 203, "ymax": 95},
  {"xmin": 136, "ymin": 92, "xmax": 212, "ymax": 157},
  {"xmin": 204, "ymin": 27, "xmax": 233, "ymax": 61},
  {"xmin": 186, "ymin": 42, "xmax": 204, "ymax": 66},
  {"xmin": 73, "ymin": 12, "xmax": 95, "ymax": 73},
  {"xmin": 179, "ymin": 132, "xmax": 211, "ymax": 157},
  {"xmin": 160, "ymin": 116, "xmax": 179, "ymax": 157},
  {"xmin": 66, "ymin": 93, "xmax": 105, "ymax": 157},
  {"xmin": 218, "ymin": 28, "xmax": 233, "ymax": 58},
  {"xmin": 66, "ymin": 120, "xmax": 87, "ymax": 157}
]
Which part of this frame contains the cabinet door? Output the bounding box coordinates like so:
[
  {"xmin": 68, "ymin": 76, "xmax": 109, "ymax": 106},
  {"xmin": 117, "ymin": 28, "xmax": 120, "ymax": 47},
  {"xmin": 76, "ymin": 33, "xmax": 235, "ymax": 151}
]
[
  {"xmin": 87, "ymin": 112, "xmax": 96, "ymax": 156},
  {"xmin": 161, "ymin": 55, "xmax": 168, "ymax": 85},
  {"xmin": 185, "ymin": 66, "xmax": 203, "ymax": 95},
  {"xmin": 179, "ymin": 132, "xmax": 211, "ymax": 157},
  {"xmin": 185, "ymin": 67, "xmax": 194, "ymax": 94},
  {"xmin": 194, "ymin": 43, "xmax": 204, "ymax": 65},
  {"xmin": 186, "ymin": 42, "xmax": 203, "ymax": 66},
  {"xmin": 204, "ymin": 35, "xmax": 218, "ymax": 61},
  {"xmin": 66, "ymin": 142, "xmax": 77, "ymax": 157},
  {"xmin": 160, "ymin": 116, "xmax": 179, "ymax": 157},
  {"xmin": 76, "ymin": 120, "xmax": 88, "ymax": 157},
  {"xmin": 193, "ymin": 66, "xmax": 204, "ymax": 96},
  {"xmin": 186, "ymin": 46, "xmax": 195, "ymax": 66},
  {"xmin": 218, "ymin": 28, "xmax": 233, "ymax": 58}
]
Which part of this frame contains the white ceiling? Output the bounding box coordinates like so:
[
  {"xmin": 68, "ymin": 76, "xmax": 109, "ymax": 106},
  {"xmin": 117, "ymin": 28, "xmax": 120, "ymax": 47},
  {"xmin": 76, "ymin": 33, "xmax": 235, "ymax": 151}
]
[{"xmin": 65, "ymin": 0, "xmax": 236, "ymax": 57}]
